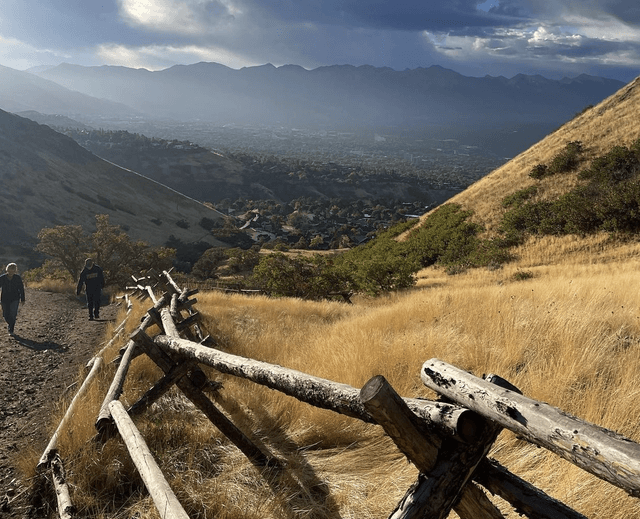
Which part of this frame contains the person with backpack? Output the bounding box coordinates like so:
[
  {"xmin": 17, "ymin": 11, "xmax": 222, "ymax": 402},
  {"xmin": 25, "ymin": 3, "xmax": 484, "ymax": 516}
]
[
  {"xmin": 0, "ymin": 263, "xmax": 26, "ymax": 335},
  {"xmin": 76, "ymin": 258, "xmax": 105, "ymax": 320}
]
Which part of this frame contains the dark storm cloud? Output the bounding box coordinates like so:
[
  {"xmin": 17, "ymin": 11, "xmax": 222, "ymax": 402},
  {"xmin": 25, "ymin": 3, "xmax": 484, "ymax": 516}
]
[{"xmin": 249, "ymin": 0, "xmax": 530, "ymax": 32}]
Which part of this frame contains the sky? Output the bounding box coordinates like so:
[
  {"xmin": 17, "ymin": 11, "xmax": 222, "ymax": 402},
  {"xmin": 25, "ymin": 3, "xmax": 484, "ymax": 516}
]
[{"xmin": 1, "ymin": 0, "xmax": 640, "ymax": 82}]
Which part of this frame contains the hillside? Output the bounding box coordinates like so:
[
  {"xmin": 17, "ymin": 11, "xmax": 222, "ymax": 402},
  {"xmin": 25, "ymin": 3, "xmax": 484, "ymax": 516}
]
[
  {"xmin": 0, "ymin": 65, "xmax": 134, "ymax": 118},
  {"xmin": 446, "ymin": 75, "xmax": 640, "ymax": 230},
  {"xmin": 0, "ymin": 110, "xmax": 227, "ymax": 267},
  {"xmin": 401, "ymin": 74, "xmax": 640, "ymax": 266}
]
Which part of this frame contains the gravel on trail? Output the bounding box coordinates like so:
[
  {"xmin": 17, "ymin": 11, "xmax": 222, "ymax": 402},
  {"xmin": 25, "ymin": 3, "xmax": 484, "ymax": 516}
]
[{"xmin": 0, "ymin": 287, "xmax": 118, "ymax": 518}]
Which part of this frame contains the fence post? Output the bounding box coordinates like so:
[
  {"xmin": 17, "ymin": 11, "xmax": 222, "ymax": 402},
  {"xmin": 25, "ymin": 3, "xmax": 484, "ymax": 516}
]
[
  {"xmin": 109, "ymin": 401, "xmax": 190, "ymax": 519},
  {"xmin": 360, "ymin": 375, "xmax": 504, "ymax": 519}
]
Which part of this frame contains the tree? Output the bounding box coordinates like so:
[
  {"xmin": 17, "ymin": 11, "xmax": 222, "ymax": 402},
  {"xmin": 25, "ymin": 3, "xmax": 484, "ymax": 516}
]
[
  {"xmin": 35, "ymin": 225, "xmax": 88, "ymax": 281},
  {"xmin": 35, "ymin": 215, "xmax": 175, "ymax": 287},
  {"xmin": 252, "ymin": 253, "xmax": 353, "ymax": 300},
  {"xmin": 191, "ymin": 247, "xmax": 227, "ymax": 280}
]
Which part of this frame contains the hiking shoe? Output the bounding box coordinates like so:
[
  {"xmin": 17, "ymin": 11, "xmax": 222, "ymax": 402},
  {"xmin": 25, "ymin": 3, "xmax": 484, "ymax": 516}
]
[{"xmin": 89, "ymin": 316, "xmax": 94, "ymax": 321}]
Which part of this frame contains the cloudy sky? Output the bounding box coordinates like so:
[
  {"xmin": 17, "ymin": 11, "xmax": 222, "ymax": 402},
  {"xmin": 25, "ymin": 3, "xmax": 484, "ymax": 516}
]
[{"xmin": 1, "ymin": 0, "xmax": 639, "ymax": 81}]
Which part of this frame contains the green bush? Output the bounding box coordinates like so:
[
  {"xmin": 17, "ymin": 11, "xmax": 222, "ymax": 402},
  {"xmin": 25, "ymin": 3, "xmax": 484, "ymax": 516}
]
[
  {"xmin": 501, "ymin": 140, "xmax": 640, "ymax": 240},
  {"xmin": 529, "ymin": 164, "xmax": 548, "ymax": 180},
  {"xmin": 502, "ymin": 186, "xmax": 538, "ymax": 208},
  {"xmin": 548, "ymin": 141, "xmax": 583, "ymax": 174},
  {"xmin": 529, "ymin": 141, "xmax": 584, "ymax": 180},
  {"xmin": 579, "ymin": 145, "xmax": 640, "ymax": 184}
]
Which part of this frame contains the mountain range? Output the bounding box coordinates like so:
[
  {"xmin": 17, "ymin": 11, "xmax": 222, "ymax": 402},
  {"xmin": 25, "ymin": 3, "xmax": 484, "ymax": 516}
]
[
  {"xmin": 5, "ymin": 62, "xmax": 623, "ymax": 133},
  {"xmin": 0, "ymin": 109, "xmax": 226, "ymax": 267}
]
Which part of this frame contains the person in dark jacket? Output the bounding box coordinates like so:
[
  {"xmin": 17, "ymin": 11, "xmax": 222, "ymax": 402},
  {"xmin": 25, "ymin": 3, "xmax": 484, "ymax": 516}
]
[
  {"xmin": 76, "ymin": 258, "xmax": 105, "ymax": 320},
  {"xmin": 0, "ymin": 263, "xmax": 26, "ymax": 335}
]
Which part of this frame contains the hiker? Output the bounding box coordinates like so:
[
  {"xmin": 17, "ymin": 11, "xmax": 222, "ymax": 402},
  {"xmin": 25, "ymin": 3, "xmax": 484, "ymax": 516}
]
[
  {"xmin": 0, "ymin": 263, "xmax": 26, "ymax": 335},
  {"xmin": 76, "ymin": 258, "xmax": 105, "ymax": 320}
]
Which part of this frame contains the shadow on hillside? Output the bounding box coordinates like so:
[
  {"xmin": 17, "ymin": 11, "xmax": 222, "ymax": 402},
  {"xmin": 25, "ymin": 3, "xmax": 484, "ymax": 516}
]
[{"xmin": 11, "ymin": 334, "xmax": 67, "ymax": 352}]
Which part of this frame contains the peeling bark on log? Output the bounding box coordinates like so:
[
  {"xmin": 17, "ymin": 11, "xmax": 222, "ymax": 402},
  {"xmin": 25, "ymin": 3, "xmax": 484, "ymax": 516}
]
[
  {"xmin": 51, "ymin": 454, "xmax": 75, "ymax": 519},
  {"xmin": 109, "ymin": 401, "xmax": 190, "ymax": 519},
  {"xmin": 38, "ymin": 357, "xmax": 103, "ymax": 471},
  {"xmin": 154, "ymin": 335, "xmax": 483, "ymax": 443},
  {"xmin": 421, "ymin": 359, "xmax": 640, "ymax": 497},
  {"xmin": 475, "ymin": 458, "xmax": 588, "ymax": 519},
  {"xmin": 360, "ymin": 375, "xmax": 503, "ymax": 519}
]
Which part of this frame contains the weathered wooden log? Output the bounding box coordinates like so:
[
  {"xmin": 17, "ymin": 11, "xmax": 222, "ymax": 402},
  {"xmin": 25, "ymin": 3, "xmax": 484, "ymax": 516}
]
[
  {"xmin": 360, "ymin": 375, "xmax": 503, "ymax": 519},
  {"xmin": 51, "ymin": 454, "xmax": 75, "ymax": 519},
  {"xmin": 162, "ymin": 270, "xmax": 198, "ymax": 301},
  {"xmin": 175, "ymin": 313, "xmax": 201, "ymax": 332},
  {"xmin": 95, "ymin": 340, "xmax": 138, "ymax": 436},
  {"xmin": 475, "ymin": 458, "xmax": 588, "ymax": 519},
  {"xmin": 388, "ymin": 418, "xmax": 502, "ymax": 519},
  {"xmin": 360, "ymin": 375, "xmax": 441, "ymax": 462},
  {"xmin": 160, "ymin": 307, "xmax": 180, "ymax": 338},
  {"xmin": 38, "ymin": 357, "xmax": 103, "ymax": 471},
  {"xmin": 135, "ymin": 330, "xmax": 274, "ymax": 467},
  {"xmin": 145, "ymin": 285, "xmax": 159, "ymax": 305},
  {"xmin": 170, "ymin": 293, "xmax": 180, "ymax": 321},
  {"xmin": 154, "ymin": 335, "xmax": 483, "ymax": 442},
  {"xmin": 108, "ymin": 400, "xmax": 190, "ymax": 519},
  {"xmin": 421, "ymin": 358, "xmax": 640, "ymax": 497}
]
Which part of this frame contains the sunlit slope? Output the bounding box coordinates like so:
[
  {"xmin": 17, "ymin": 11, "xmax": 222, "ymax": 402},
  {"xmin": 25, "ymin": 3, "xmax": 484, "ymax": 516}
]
[{"xmin": 411, "ymin": 75, "xmax": 640, "ymax": 236}]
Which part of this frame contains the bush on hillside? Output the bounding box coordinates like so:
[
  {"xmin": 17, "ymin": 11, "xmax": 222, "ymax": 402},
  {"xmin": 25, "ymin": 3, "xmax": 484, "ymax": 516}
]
[
  {"xmin": 252, "ymin": 253, "xmax": 354, "ymax": 299},
  {"xmin": 502, "ymin": 139, "xmax": 640, "ymax": 239},
  {"xmin": 529, "ymin": 141, "xmax": 583, "ymax": 179},
  {"xmin": 191, "ymin": 247, "xmax": 227, "ymax": 280}
]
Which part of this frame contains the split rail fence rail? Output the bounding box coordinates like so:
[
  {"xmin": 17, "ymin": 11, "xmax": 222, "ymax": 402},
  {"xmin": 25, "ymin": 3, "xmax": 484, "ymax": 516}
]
[{"xmin": 35, "ymin": 270, "xmax": 640, "ymax": 519}]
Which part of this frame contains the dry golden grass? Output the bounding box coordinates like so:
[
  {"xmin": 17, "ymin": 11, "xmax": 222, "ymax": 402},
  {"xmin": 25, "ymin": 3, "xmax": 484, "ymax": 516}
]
[
  {"xmin": 29, "ymin": 246, "xmax": 640, "ymax": 518},
  {"xmin": 25, "ymin": 278, "xmax": 76, "ymax": 294}
]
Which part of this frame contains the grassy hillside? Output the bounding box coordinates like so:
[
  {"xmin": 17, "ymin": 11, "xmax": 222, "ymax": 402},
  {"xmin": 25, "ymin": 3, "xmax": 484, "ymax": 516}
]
[
  {"xmin": 22, "ymin": 254, "xmax": 640, "ymax": 518},
  {"xmin": 0, "ymin": 110, "xmax": 227, "ymax": 267},
  {"xmin": 433, "ymin": 75, "xmax": 640, "ymax": 238}
]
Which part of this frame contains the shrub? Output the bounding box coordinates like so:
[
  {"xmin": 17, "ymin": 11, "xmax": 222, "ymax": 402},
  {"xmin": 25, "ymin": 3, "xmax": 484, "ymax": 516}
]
[
  {"xmin": 529, "ymin": 164, "xmax": 548, "ymax": 180},
  {"xmin": 252, "ymin": 253, "xmax": 354, "ymax": 299},
  {"xmin": 512, "ymin": 270, "xmax": 534, "ymax": 281},
  {"xmin": 502, "ymin": 186, "xmax": 538, "ymax": 208},
  {"xmin": 500, "ymin": 140, "xmax": 640, "ymax": 240},
  {"xmin": 579, "ymin": 145, "xmax": 640, "ymax": 184},
  {"xmin": 548, "ymin": 141, "xmax": 583, "ymax": 174},
  {"xmin": 191, "ymin": 247, "xmax": 227, "ymax": 280}
]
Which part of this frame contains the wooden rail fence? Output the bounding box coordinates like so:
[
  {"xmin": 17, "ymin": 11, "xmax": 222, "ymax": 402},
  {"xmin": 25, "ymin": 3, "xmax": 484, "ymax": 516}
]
[{"xmin": 34, "ymin": 269, "xmax": 640, "ymax": 518}]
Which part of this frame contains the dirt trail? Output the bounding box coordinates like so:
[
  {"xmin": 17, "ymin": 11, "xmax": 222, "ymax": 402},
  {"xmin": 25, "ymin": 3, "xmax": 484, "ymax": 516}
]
[{"xmin": 0, "ymin": 288, "xmax": 118, "ymax": 517}]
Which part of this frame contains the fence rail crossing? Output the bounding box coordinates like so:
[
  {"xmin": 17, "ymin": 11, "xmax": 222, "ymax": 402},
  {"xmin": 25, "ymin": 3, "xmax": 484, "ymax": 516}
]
[{"xmin": 34, "ymin": 269, "xmax": 640, "ymax": 519}]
